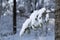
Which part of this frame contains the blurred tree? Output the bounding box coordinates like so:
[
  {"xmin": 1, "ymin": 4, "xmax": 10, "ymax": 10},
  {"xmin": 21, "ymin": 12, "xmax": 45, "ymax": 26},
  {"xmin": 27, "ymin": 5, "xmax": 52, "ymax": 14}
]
[{"xmin": 55, "ymin": 0, "xmax": 60, "ymax": 40}]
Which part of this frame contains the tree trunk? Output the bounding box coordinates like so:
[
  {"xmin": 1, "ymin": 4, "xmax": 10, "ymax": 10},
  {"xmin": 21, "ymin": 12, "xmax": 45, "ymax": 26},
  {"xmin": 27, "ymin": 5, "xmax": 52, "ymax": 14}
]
[
  {"xmin": 0, "ymin": 0, "xmax": 2, "ymax": 17},
  {"xmin": 55, "ymin": 0, "xmax": 60, "ymax": 40},
  {"xmin": 13, "ymin": 0, "xmax": 16, "ymax": 34}
]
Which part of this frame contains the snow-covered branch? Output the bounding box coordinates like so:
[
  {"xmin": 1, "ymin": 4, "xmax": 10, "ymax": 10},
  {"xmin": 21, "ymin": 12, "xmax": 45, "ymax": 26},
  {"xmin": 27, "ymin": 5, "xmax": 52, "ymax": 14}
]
[{"xmin": 20, "ymin": 7, "xmax": 50, "ymax": 37}]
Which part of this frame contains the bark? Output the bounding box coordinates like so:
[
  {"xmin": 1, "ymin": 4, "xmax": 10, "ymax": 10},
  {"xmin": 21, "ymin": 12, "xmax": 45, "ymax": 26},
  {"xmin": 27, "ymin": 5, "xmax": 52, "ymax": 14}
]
[
  {"xmin": 55, "ymin": 0, "xmax": 60, "ymax": 40},
  {"xmin": 13, "ymin": 0, "xmax": 16, "ymax": 34}
]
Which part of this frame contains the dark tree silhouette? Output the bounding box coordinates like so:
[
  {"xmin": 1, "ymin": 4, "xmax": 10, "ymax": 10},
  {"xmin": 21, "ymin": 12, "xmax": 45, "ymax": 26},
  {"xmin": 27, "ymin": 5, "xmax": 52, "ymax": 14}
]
[
  {"xmin": 13, "ymin": 0, "xmax": 16, "ymax": 34},
  {"xmin": 0, "ymin": 0, "xmax": 2, "ymax": 17},
  {"xmin": 55, "ymin": 0, "xmax": 60, "ymax": 40}
]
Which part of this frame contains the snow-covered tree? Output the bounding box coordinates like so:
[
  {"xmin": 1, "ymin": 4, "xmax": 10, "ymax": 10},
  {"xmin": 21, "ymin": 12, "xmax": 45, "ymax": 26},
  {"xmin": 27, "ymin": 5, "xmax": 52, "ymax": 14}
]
[{"xmin": 20, "ymin": 7, "xmax": 50, "ymax": 36}]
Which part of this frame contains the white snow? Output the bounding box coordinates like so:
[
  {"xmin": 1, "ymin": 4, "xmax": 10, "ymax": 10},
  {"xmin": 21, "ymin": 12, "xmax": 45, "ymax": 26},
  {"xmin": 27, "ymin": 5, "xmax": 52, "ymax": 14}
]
[
  {"xmin": 3, "ymin": 13, "xmax": 6, "ymax": 16},
  {"xmin": 20, "ymin": 18, "xmax": 31, "ymax": 36},
  {"xmin": 30, "ymin": 10, "xmax": 38, "ymax": 25},
  {"xmin": 29, "ymin": 10, "xmax": 38, "ymax": 19},
  {"xmin": 30, "ymin": 8, "xmax": 46, "ymax": 29},
  {"xmin": 8, "ymin": 0, "xmax": 13, "ymax": 3},
  {"xmin": 20, "ymin": 7, "xmax": 49, "ymax": 36},
  {"xmin": 30, "ymin": 7, "xmax": 46, "ymax": 24},
  {"xmin": 37, "ymin": 8, "xmax": 46, "ymax": 23},
  {"xmin": 36, "ymin": 2, "xmax": 39, "ymax": 9},
  {"xmin": 1, "ymin": 15, "xmax": 55, "ymax": 40},
  {"xmin": 30, "ymin": 8, "xmax": 46, "ymax": 19},
  {"xmin": 37, "ymin": 13, "xmax": 42, "ymax": 23},
  {"xmin": 51, "ymin": 8, "xmax": 55, "ymax": 12},
  {"xmin": 45, "ymin": 13, "xmax": 49, "ymax": 22},
  {"xmin": 0, "ymin": 0, "xmax": 55, "ymax": 40},
  {"xmin": 38, "ymin": 7, "xmax": 46, "ymax": 14},
  {"xmin": 2, "ymin": 2, "xmax": 6, "ymax": 7},
  {"xmin": 48, "ymin": 28, "xmax": 51, "ymax": 31},
  {"xmin": 46, "ymin": 10, "xmax": 51, "ymax": 13},
  {"xmin": 16, "ymin": 10, "xmax": 20, "ymax": 13}
]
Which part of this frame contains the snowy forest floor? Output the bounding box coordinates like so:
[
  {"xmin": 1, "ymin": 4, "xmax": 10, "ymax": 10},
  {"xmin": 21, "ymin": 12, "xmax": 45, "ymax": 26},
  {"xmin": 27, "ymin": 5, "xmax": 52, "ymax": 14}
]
[{"xmin": 0, "ymin": 14, "xmax": 55, "ymax": 40}]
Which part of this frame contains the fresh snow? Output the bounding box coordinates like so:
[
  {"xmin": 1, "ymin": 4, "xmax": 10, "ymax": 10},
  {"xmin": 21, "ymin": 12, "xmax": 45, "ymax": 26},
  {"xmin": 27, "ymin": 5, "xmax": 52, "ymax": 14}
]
[
  {"xmin": 0, "ymin": 0, "xmax": 55, "ymax": 40},
  {"xmin": 0, "ymin": 16, "xmax": 55, "ymax": 40},
  {"xmin": 20, "ymin": 7, "xmax": 50, "ymax": 37},
  {"xmin": 20, "ymin": 18, "xmax": 31, "ymax": 36},
  {"xmin": 8, "ymin": 0, "xmax": 13, "ymax": 3},
  {"xmin": 45, "ymin": 13, "xmax": 49, "ymax": 22},
  {"xmin": 51, "ymin": 8, "xmax": 55, "ymax": 12},
  {"xmin": 2, "ymin": 2, "xmax": 6, "ymax": 8}
]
